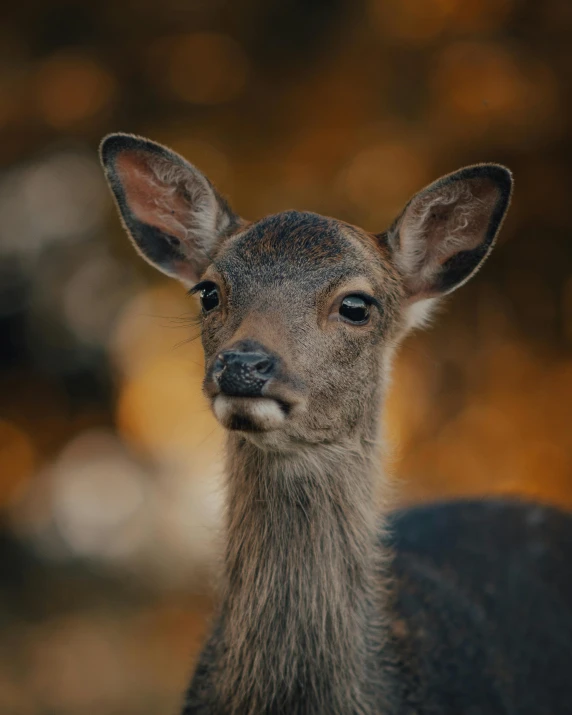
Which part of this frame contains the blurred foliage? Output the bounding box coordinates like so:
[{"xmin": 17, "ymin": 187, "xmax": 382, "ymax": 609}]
[{"xmin": 1, "ymin": 0, "xmax": 572, "ymax": 712}]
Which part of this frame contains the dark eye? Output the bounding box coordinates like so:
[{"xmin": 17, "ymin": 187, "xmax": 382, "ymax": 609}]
[
  {"xmin": 199, "ymin": 283, "xmax": 220, "ymax": 312},
  {"xmin": 339, "ymin": 295, "xmax": 371, "ymax": 325}
]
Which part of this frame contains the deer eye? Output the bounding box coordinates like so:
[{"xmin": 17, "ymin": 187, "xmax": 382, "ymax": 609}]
[
  {"xmin": 339, "ymin": 295, "xmax": 371, "ymax": 325},
  {"xmin": 199, "ymin": 282, "xmax": 220, "ymax": 312}
]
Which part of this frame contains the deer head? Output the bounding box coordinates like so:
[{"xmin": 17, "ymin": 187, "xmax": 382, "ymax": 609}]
[{"xmin": 100, "ymin": 133, "xmax": 512, "ymax": 451}]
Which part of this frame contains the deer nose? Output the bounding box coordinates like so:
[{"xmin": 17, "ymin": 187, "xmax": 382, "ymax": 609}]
[{"xmin": 213, "ymin": 349, "xmax": 277, "ymax": 398}]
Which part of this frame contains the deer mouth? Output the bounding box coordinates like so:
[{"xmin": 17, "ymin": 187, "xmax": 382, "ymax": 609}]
[{"xmin": 212, "ymin": 395, "xmax": 289, "ymax": 432}]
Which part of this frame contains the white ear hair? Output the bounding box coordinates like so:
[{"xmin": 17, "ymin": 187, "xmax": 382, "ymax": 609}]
[
  {"xmin": 142, "ymin": 153, "xmax": 232, "ymax": 251},
  {"xmin": 100, "ymin": 133, "xmax": 239, "ymax": 285},
  {"xmin": 388, "ymin": 164, "xmax": 512, "ymax": 300},
  {"xmin": 395, "ymin": 181, "xmax": 480, "ymax": 289}
]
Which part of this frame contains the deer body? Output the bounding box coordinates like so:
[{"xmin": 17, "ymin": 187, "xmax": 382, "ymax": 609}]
[
  {"xmin": 100, "ymin": 134, "xmax": 572, "ymax": 714},
  {"xmin": 186, "ymin": 497, "xmax": 572, "ymax": 715}
]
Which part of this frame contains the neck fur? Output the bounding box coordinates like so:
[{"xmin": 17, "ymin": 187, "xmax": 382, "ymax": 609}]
[{"xmin": 213, "ymin": 432, "xmax": 391, "ymax": 714}]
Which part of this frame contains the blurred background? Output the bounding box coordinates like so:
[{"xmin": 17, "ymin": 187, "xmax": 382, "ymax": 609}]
[{"xmin": 1, "ymin": 0, "xmax": 572, "ymax": 712}]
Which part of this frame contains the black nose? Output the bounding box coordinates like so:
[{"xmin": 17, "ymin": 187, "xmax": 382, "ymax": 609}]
[{"xmin": 213, "ymin": 347, "xmax": 277, "ymax": 398}]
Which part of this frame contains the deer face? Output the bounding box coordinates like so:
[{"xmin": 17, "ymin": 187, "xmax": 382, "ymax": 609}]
[
  {"xmin": 100, "ymin": 134, "xmax": 512, "ymax": 449},
  {"xmin": 195, "ymin": 211, "xmax": 403, "ymax": 446}
]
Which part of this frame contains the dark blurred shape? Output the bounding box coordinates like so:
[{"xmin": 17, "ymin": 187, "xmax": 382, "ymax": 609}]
[{"xmin": 248, "ymin": 0, "xmax": 350, "ymax": 75}]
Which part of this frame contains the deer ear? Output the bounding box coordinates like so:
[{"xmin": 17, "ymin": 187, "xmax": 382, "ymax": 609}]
[
  {"xmin": 100, "ymin": 133, "xmax": 240, "ymax": 285},
  {"xmin": 386, "ymin": 164, "xmax": 512, "ymax": 300}
]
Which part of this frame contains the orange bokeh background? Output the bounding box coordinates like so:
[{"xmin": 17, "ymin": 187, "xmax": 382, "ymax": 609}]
[{"xmin": 1, "ymin": 0, "xmax": 572, "ymax": 712}]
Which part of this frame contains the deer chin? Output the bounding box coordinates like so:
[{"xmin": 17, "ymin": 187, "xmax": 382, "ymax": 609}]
[{"xmin": 213, "ymin": 395, "xmax": 287, "ymax": 433}]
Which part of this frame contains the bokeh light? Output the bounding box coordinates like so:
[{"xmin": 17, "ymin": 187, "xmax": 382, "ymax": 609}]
[
  {"xmin": 0, "ymin": 150, "xmax": 107, "ymax": 260},
  {"xmin": 35, "ymin": 52, "xmax": 117, "ymax": 129},
  {"xmin": 0, "ymin": 420, "xmax": 36, "ymax": 506},
  {"xmin": 149, "ymin": 32, "xmax": 249, "ymax": 105},
  {"xmin": 430, "ymin": 42, "xmax": 561, "ymax": 143},
  {"xmin": 369, "ymin": 0, "xmax": 515, "ymax": 44},
  {"xmin": 339, "ymin": 136, "xmax": 431, "ymax": 225}
]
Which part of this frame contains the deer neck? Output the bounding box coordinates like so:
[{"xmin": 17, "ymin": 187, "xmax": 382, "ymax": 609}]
[{"xmin": 213, "ymin": 429, "xmax": 390, "ymax": 714}]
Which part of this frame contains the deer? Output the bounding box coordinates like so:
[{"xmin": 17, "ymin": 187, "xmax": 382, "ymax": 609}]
[{"xmin": 100, "ymin": 133, "xmax": 572, "ymax": 715}]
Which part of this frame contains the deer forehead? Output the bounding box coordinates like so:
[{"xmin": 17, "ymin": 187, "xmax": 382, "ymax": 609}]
[{"xmin": 211, "ymin": 210, "xmax": 393, "ymax": 294}]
